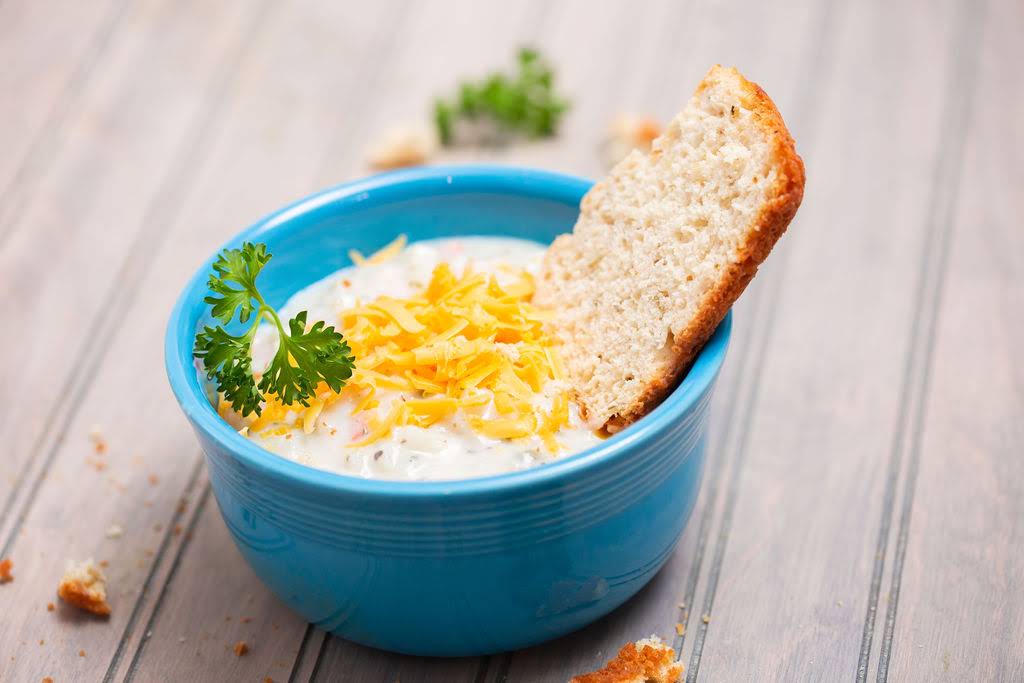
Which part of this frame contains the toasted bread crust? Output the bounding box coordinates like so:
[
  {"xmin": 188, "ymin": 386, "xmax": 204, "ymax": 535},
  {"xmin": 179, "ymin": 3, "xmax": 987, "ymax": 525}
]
[
  {"xmin": 57, "ymin": 578, "xmax": 112, "ymax": 616},
  {"xmin": 57, "ymin": 561, "xmax": 112, "ymax": 617},
  {"xmin": 570, "ymin": 639, "xmax": 683, "ymax": 683},
  {"xmin": 603, "ymin": 67, "xmax": 804, "ymax": 432}
]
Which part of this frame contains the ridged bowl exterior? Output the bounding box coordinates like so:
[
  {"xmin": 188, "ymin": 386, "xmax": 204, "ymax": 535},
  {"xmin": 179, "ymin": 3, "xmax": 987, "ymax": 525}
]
[{"xmin": 166, "ymin": 166, "xmax": 730, "ymax": 656}]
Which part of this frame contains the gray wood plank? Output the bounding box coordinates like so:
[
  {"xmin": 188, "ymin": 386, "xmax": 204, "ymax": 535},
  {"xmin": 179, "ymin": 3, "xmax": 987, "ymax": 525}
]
[
  {"xmin": 124, "ymin": 479, "xmax": 314, "ymax": 682},
  {"xmin": 500, "ymin": 0, "xmax": 827, "ymax": 678},
  {"xmin": 885, "ymin": 1, "xmax": 1024, "ymax": 679},
  {"xmin": 687, "ymin": 0, "xmax": 983, "ymax": 680},
  {"xmin": 862, "ymin": 0, "xmax": 990, "ymax": 678},
  {"xmin": 0, "ymin": 0, "xmax": 396, "ymax": 679},
  {"xmin": 0, "ymin": 3, "xmax": 264, "ymax": 681},
  {"xmin": 485, "ymin": 0, "xmax": 675, "ymax": 178},
  {"xmin": 0, "ymin": 0, "xmax": 128, "ymax": 206},
  {"xmin": 0, "ymin": 0, "xmax": 258, "ymax": 549}
]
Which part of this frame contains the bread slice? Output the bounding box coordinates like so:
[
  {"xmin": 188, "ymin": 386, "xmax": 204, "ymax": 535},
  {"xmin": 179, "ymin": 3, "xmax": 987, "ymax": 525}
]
[
  {"xmin": 535, "ymin": 65, "xmax": 804, "ymax": 431},
  {"xmin": 570, "ymin": 636, "xmax": 684, "ymax": 683},
  {"xmin": 57, "ymin": 559, "xmax": 111, "ymax": 616}
]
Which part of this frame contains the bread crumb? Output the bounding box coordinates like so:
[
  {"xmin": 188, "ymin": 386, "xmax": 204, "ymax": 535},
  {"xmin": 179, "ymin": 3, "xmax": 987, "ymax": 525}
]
[
  {"xmin": 79, "ymin": 650, "xmax": 86, "ymax": 657},
  {"xmin": 570, "ymin": 636, "xmax": 683, "ymax": 683},
  {"xmin": 39, "ymin": 639, "xmax": 44, "ymax": 646},
  {"xmin": 57, "ymin": 559, "xmax": 111, "ymax": 616},
  {"xmin": 89, "ymin": 428, "xmax": 108, "ymax": 454},
  {"xmin": 702, "ymin": 614, "xmax": 710, "ymax": 624},
  {"xmin": 106, "ymin": 525, "xmax": 124, "ymax": 539},
  {"xmin": 47, "ymin": 602, "xmax": 55, "ymax": 612},
  {"xmin": 675, "ymin": 622, "xmax": 685, "ymax": 636},
  {"xmin": 265, "ymin": 678, "xmax": 274, "ymax": 683},
  {"xmin": 603, "ymin": 114, "xmax": 662, "ymax": 166},
  {"xmin": 148, "ymin": 474, "xmax": 160, "ymax": 486},
  {"xmin": 43, "ymin": 677, "xmax": 54, "ymax": 683},
  {"xmin": 233, "ymin": 641, "xmax": 249, "ymax": 657},
  {"xmin": 240, "ymin": 616, "xmax": 252, "ymax": 624},
  {"xmin": 99, "ymin": 560, "xmax": 109, "ymax": 568},
  {"xmin": 367, "ymin": 125, "xmax": 437, "ymax": 170},
  {"xmin": 0, "ymin": 558, "xmax": 13, "ymax": 583}
]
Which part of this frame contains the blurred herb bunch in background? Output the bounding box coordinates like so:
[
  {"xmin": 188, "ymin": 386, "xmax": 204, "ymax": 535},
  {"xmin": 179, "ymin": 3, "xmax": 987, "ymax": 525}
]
[{"xmin": 435, "ymin": 47, "xmax": 570, "ymax": 146}]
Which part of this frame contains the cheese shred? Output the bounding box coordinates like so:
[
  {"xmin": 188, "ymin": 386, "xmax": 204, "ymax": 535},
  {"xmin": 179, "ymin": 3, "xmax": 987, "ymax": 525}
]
[{"xmin": 335, "ymin": 260, "xmax": 570, "ymax": 449}]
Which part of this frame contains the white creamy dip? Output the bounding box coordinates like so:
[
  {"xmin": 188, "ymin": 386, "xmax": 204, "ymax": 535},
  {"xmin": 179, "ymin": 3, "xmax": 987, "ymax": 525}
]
[{"xmin": 224, "ymin": 237, "xmax": 601, "ymax": 481}]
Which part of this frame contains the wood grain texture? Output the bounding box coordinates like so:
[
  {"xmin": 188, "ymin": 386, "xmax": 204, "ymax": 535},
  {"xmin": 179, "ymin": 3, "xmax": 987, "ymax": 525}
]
[
  {"xmin": 689, "ymin": 0, "xmax": 979, "ymax": 680},
  {"xmin": 125, "ymin": 480, "xmax": 312, "ymax": 682},
  {"xmin": 0, "ymin": 0, "xmax": 258, "ymax": 549},
  {"xmin": 0, "ymin": 5, "xmax": 269, "ymax": 681},
  {"xmin": 863, "ymin": 0, "xmax": 990, "ymax": 678},
  {"xmin": 885, "ymin": 0, "xmax": 1024, "ymax": 679},
  {"xmin": 0, "ymin": 0, "xmax": 128, "ymax": 213}
]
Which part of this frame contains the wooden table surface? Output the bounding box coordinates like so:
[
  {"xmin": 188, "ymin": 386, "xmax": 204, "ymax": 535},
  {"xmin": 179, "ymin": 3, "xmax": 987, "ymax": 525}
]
[{"xmin": 2, "ymin": 0, "xmax": 1021, "ymax": 680}]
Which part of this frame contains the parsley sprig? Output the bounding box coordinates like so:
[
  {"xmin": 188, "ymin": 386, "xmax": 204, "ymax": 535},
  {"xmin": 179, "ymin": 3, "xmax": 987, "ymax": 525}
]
[
  {"xmin": 194, "ymin": 243, "xmax": 355, "ymax": 417},
  {"xmin": 434, "ymin": 47, "xmax": 570, "ymax": 146}
]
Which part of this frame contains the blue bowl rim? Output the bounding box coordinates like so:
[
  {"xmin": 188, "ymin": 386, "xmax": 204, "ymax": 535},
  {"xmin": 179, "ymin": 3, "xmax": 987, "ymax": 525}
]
[{"xmin": 165, "ymin": 164, "xmax": 731, "ymax": 499}]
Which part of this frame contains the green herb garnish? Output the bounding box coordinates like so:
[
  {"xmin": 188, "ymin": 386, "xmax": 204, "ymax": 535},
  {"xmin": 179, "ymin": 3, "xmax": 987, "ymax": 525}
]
[
  {"xmin": 194, "ymin": 242, "xmax": 355, "ymax": 417},
  {"xmin": 434, "ymin": 47, "xmax": 570, "ymax": 146}
]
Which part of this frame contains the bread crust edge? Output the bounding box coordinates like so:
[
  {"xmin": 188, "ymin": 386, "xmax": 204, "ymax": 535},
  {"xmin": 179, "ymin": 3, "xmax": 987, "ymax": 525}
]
[{"xmin": 604, "ymin": 67, "xmax": 805, "ymax": 432}]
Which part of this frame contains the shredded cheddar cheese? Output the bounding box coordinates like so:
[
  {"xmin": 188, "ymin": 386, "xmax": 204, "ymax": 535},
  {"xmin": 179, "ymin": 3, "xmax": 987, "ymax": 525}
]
[
  {"xmin": 225, "ymin": 237, "xmax": 572, "ymax": 453},
  {"xmin": 338, "ymin": 260, "xmax": 570, "ymax": 449},
  {"xmin": 348, "ymin": 234, "xmax": 407, "ymax": 267}
]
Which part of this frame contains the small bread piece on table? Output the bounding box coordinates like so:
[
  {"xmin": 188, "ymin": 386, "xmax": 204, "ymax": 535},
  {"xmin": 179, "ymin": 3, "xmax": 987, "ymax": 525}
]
[
  {"xmin": 536, "ymin": 65, "xmax": 805, "ymax": 431},
  {"xmin": 57, "ymin": 559, "xmax": 111, "ymax": 616},
  {"xmin": 0, "ymin": 557, "xmax": 12, "ymax": 583},
  {"xmin": 570, "ymin": 636, "xmax": 684, "ymax": 683}
]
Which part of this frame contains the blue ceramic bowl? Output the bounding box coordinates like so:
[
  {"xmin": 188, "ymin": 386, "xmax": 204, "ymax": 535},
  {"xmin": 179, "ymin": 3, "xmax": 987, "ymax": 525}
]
[{"xmin": 165, "ymin": 165, "xmax": 730, "ymax": 657}]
